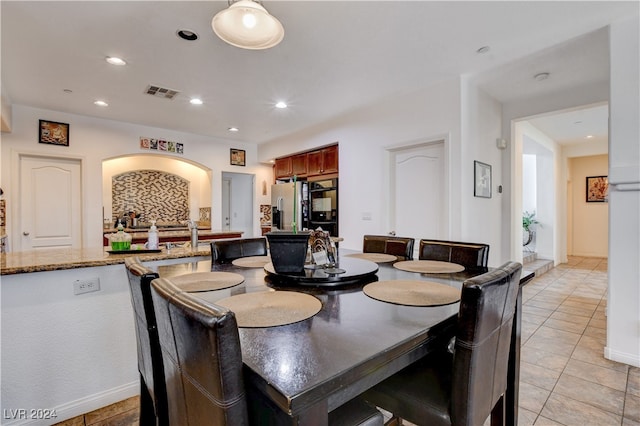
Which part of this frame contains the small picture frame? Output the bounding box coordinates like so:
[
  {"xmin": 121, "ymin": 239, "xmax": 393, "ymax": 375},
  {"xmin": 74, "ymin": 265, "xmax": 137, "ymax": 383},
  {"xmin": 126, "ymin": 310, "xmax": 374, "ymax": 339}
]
[
  {"xmin": 230, "ymin": 148, "xmax": 246, "ymax": 166},
  {"xmin": 474, "ymin": 161, "xmax": 492, "ymax": 198},
  {"xmin": 586, "ymin": 175, "xmax": 608, "ymax": 202},
  {"xmin": 39, "ymin": 120, "xmax": 69, "ymax": 146}
]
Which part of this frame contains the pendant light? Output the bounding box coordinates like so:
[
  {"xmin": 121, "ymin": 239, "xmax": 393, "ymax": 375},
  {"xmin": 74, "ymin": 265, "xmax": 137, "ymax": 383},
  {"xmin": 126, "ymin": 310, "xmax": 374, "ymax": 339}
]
[{"xmin": 212, "ymin": 0, "xmax": 284, "ymax": 50}]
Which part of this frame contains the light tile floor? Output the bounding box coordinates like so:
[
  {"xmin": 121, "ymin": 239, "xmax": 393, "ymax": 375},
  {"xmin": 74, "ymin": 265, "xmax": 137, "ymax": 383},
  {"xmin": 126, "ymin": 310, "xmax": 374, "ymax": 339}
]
[
  {"xmin": 55, "ymin": 256, "xmax": 639, "ymax": 426},
  {"xmin": 517, "ymin": 256, "xmax": 639, "ymax": 426}
]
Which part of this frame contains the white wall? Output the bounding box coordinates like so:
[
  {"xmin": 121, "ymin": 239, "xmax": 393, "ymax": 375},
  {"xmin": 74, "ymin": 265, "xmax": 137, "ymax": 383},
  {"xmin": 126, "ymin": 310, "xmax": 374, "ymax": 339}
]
[
  {"xmin": 260, "ymin": 78, "xmax": 506, "ymax": 267},
  {"xmin": 522, "ymin": 154, "xmax": 537, "ymax": 216},
  {"xmin": 460, "ymin": 77, "xmax": 504, "ymax": 266},
  {"xmin": 0, "ymin": 256, "xmax": 208, "ymax": 425},
  {"xmin": 606, "ymin": 16, "xmax": 640, "ymax": 367},
  {"xmin": 261, "ymin": 78, "xmax": 464, "ymax": 255},
  {"xmin": 521, "ymin": 127, "xmax": 558, "ymax": 261},
  {"xmin": 1, "ymin": 105, "xmax": 273, "ymax": 248},
  {"xmin": 569, "ymin": 155, "xmax": 609, "ymax": 257}
]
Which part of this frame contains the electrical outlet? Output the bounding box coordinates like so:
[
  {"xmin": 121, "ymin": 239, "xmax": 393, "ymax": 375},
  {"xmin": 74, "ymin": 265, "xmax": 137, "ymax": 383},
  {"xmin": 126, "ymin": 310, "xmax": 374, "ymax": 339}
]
[{"xmin": 73, "ymin": 277, "xmax": 101, "ymax": 295}]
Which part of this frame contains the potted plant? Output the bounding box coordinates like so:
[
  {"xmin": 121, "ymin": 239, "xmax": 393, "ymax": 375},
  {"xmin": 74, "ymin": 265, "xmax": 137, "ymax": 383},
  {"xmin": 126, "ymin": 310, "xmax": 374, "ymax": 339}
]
[{"xmin": 522, "ymin": 211, "xmax": 540, "ymax": 246}]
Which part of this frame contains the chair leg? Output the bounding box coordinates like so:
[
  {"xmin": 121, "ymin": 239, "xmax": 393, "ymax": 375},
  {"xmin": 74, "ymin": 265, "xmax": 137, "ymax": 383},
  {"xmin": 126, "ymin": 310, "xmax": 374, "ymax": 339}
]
[
  {"xmin": 138, "ymin": 375, "xmax": 157, "ymax": 426},
  {"xmin": 490, "ymin": 395, "xmax": 505, "ymax": 426}
]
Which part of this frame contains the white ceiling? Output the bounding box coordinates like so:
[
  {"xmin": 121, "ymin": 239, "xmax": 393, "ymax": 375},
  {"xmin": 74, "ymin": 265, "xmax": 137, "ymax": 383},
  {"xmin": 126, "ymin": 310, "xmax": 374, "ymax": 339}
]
[{"xmin": 2, "ymin": 1, "xmax": 634, "ymax": 145}]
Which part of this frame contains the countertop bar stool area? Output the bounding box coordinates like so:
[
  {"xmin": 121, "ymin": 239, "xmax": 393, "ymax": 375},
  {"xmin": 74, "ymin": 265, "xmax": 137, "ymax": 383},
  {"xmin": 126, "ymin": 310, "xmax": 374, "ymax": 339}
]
[
  {"xmin": 418, "ymin": 239, "xmax": 490, "ymax": 272},
  {"xmin": 124, "ymin": 257, "xmax": 169, "ymax": 426},
  {"xmin": 362, "ymin": 261, "xmax": 523, "ymax": 426},
  {"xmin": 363, "ymin": 235, "xmax": 415, "ymax": 261},
  {"xmin": 211, "ymin": 237, "xmax": 268, "ymax": 265}
]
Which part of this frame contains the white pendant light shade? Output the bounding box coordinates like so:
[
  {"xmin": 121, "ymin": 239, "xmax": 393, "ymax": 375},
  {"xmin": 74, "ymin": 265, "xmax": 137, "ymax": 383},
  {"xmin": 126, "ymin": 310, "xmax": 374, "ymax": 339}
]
[{"xmin": 212, "ymin": 0, "xmax": 284, "ymax": 50}]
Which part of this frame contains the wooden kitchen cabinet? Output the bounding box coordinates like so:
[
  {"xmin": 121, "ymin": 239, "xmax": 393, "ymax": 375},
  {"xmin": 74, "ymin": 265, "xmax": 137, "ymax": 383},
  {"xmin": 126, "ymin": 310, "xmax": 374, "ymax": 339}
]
[
  {"xmin": 274, "ymin": 157, "xmax": 292, "ymax": 179},
  {"xmin": 308, "ymin": 145, "xmax": 338, "ymax": 176},
  {"xmin": 274, "ymin": 144, "xmax": 338, "ymax": 180},
  {"xmin": 291, "ymin": 153, "xmax": 308, "ymax": 177}
]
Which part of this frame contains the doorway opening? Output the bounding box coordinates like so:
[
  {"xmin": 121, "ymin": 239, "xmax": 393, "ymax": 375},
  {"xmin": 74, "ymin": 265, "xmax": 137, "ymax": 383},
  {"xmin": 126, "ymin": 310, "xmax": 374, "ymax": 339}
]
[
  {"xmin": 512, "ymin": 103, "xmax": 609, "ymax": 265},
  {"xmin": 221, "ymin": 172, "xmax": 255, "ymax": 238}
]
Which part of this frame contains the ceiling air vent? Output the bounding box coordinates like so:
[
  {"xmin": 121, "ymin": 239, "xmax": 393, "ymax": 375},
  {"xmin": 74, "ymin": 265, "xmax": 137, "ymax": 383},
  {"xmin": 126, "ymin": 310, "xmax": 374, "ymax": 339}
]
[{"xmin": 144, "ymin": 85, "xmax": 179, "ymax": 100}]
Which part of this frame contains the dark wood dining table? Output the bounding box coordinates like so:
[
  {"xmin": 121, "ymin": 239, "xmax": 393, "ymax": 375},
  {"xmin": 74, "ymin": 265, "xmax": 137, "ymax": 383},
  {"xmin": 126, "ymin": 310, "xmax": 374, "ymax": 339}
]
[{"xmin": 156, "ymin": 253, "xmax": 534, "ymax": 425}]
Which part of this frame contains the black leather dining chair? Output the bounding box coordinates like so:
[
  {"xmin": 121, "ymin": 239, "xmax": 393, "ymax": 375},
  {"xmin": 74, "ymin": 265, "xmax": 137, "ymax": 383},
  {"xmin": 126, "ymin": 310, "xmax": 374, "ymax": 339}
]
[
  {"xmin": 151, "ymin": 276, "xmax": 383, "ymax": 425},
  {"xmin": 124, "ymin": 257, "xmax": 169, "ymax": 426},
  {"xmin": 418, "ymin": 239, "xmax": 489, "ymax": 272},
  {"xmin": 211, "ymin": 237, "xmax": 268, "ymax": 264},
  {"xmin": 151, "ymin": 276, "xmax": 249, "ymax": 425},
  {"xmin": 363, "ymin": 235, "xmax": 415, "ymax": 260},
  {"xmin": 363, "ymin": 261, "xmax": 522, "ymax": 426}
]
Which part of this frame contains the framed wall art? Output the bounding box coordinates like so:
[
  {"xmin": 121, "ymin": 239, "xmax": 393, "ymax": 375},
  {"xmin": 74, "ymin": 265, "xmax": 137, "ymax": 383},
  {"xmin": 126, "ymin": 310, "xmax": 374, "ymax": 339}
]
[
  {"xmin": 230, "ymin": 148, "xmax": 246, "ymax": 166},
  {"xmin": 474, "ymin": 160, "xmax": 492, "ymax": 198},
  {"xmin": 139, "ymin": 137, "xmax": 183, "ymax": 154},
  {"xmin": 39, "ymin": 120, "xmax": 69, "ymax": 146},
  {"xmin": 586, "ymin": 175, "xmax": 609, "ymax": 202}
]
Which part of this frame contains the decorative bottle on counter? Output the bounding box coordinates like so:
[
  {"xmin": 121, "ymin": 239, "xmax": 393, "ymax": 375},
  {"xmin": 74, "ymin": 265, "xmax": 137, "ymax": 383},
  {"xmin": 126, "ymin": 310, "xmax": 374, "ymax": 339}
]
[
  {"xmin": 110, "ymin": 220, "xmax": 132, "ymax": 251},
  {"xmin": 147, "ymin": 220, "xmax": 159, "ymax": 250},
  {"xmin": 189, "ymin": 220, "xmax": 198, "ymax": 248}
]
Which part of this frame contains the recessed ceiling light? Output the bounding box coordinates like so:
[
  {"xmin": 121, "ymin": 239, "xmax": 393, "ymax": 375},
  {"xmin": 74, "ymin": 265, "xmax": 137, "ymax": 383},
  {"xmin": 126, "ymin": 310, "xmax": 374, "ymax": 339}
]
[
  {"xmin": 105, "ymin": 56, "xmax": 126, "ymax": 66},
  {"xmin": 586, "ymin": 135, "xmax": 594, "ymax": 139},
  {"xmin": 476, "ymin": 46, "xmax": 490, "ymax": 54},
  {"xmin": 275, "ymin": 101, "xmax": 287, "ymax": 109},
  {"xmin": 534, "ymin": 72, "xmax": 550, "ymax": 81},
  {"xmin": 94, "ymin": 100, "xmax": 108, "ymax": 107},
  {"xmin": 190, "ymin": 98, "xmax": 203, "ymax": 105},
  {"xmin": 176, "ymin": 29, "xmax": 199, "ymax": 41},
  {"xmin": 228, "ymin": 127, "xmax": 239, "ymax": 132}
]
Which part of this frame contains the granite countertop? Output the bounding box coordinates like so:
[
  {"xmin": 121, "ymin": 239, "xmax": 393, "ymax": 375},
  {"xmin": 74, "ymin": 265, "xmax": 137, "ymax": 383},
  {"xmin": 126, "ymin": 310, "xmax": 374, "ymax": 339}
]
[
  {"xmin": 103, "ymin": 229, "xmax": 239, "ymax": 239},
  {"xmin": 1, "ymin": 245, "xmax": 212, "ymax": 275}
]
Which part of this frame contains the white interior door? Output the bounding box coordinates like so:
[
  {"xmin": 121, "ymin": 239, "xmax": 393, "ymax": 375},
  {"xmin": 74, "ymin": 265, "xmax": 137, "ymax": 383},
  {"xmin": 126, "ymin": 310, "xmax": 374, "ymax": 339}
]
[
  {"xmin": 390, "ymin": 142, "xmax": 445, "ymax": 245},
  {"xmin": 221, "ymin": 172, "xmax": 255, "ymax": 237},
  {"xmin": 222, "ymin": 177, "xmax": 231, "ymax": 231},
  {"xmin": 19, "ymin": 155, "xmax": 82, "ymax": 250}
]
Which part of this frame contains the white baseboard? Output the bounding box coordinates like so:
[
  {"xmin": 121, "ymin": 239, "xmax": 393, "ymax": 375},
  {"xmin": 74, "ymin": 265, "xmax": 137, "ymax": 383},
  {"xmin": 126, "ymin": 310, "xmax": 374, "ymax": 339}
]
[
  {"xmin": 605, "ymin": 346, "xmax": 640, "ymax": 368},
  {"xmin": 1, "ymin": 382, "xmax": 139, "ymax": 426}
]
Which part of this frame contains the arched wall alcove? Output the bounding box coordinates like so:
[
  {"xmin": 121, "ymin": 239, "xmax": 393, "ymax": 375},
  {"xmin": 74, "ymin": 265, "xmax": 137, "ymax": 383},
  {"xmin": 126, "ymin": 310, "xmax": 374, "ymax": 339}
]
[{"xmin": 102, "ymin": 154, "xmax": 212, "ymax": 226}]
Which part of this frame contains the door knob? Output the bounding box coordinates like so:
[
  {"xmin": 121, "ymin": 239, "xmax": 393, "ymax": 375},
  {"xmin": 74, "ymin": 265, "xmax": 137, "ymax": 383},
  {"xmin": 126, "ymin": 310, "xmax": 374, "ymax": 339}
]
[{"xmin": 23, "ymin": 231, "xmax": 30, "ymax": 236}]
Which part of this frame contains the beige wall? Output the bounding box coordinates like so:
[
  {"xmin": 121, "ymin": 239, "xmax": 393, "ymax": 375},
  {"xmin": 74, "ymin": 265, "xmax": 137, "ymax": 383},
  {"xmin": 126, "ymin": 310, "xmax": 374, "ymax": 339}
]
[{"xmin": 569, "ymin": 154, "xmax": 608, "ymax": 257}]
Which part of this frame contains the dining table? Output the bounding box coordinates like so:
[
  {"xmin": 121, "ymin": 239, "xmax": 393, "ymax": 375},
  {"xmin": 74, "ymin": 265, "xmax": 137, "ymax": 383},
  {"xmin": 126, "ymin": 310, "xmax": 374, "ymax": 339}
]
[{"xmin": 156, "ymin": 251, "xmax": 534, "ymax": 425}]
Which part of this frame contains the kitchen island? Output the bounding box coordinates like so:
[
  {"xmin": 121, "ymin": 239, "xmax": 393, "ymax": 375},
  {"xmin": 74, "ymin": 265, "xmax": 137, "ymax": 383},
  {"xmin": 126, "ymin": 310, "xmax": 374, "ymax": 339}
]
[
  {"xmin": 0, "ymin": 243, "xmax": 219, "ymax": 423},
  {"xmin": 1, "ymin": 244, "xmax": 215, "ymax": 275},
  {"xmin": 102, "ymin": 228, "xmax": 242, "ymax": 246}
]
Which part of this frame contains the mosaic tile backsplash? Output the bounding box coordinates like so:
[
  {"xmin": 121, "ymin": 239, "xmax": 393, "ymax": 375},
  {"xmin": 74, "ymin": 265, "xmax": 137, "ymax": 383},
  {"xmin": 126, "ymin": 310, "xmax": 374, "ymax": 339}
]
[{"xmin": 112, "ymin": 170, "xmax": 189, "ymax": 223}]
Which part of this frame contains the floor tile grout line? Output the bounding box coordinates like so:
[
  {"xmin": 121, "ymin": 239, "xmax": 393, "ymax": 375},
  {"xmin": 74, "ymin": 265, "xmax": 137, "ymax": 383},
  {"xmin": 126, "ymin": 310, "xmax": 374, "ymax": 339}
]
[{"xmin": 521, "ymin": 258, "xmax": 632, "ymax": 425}]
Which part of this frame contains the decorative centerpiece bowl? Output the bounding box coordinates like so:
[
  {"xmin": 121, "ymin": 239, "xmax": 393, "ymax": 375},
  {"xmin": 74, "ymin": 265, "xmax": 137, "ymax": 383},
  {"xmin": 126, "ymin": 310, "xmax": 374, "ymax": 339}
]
[{"xmin": 266, "ymin": 231, "xmax": 311, "ymax": 274}]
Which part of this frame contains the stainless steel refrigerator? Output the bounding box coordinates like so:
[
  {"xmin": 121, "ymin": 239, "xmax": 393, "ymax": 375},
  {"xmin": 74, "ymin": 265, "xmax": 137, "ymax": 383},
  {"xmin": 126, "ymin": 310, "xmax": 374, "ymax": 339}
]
[{"xmin": 271, "ymin": 181, "xmax": 307, "ymax": 232}]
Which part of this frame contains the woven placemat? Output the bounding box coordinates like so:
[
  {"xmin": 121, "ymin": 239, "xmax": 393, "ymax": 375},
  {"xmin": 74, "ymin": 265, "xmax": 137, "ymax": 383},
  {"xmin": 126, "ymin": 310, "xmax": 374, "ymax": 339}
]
[
  {"xmin": 170, "ymin": 272, "xmax": 245, "ymax": 292},
  {"xmin": 363, "ymin": 280, "xmax": 461, "ymax": 306},
  {"xmin": 216, "ymin": 291, "xmax": 322, "ymax": 328},
  {"xmin": 393, "ymin": 260, "xmax": 465, "ymax": 273},
  {"xmin": 345, "ymin": 253, "xmax": 397, "ymax": 263},
  {"xmin": 232, "ymin": 256, "xmax": 271, "ymax": 268}
]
